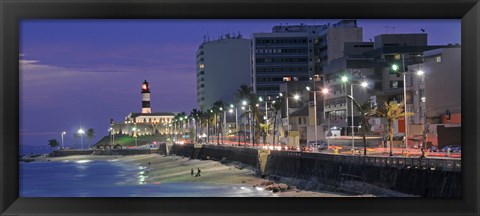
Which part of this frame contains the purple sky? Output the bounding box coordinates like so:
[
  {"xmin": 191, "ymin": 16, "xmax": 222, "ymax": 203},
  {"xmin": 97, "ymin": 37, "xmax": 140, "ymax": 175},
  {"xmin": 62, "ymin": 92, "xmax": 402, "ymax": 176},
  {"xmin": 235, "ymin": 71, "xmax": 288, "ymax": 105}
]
[{"xmin": 19, "ymin": 19, "xmax": 460, "ymax": 147}]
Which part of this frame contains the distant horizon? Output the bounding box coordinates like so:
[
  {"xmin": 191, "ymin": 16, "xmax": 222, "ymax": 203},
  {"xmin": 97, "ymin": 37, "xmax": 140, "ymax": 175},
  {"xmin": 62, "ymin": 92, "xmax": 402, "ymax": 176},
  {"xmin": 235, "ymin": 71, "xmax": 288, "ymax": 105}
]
[{"xmin": 20, "ymin": 19, "xmax": 461, "ymax": 146}]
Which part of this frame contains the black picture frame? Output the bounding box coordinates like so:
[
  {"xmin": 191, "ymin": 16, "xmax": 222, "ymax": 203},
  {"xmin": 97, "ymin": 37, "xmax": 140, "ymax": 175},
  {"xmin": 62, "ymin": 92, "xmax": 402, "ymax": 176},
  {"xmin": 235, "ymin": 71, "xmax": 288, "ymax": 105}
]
[{"xmin": 1, "ymin": 0, "xmax": 479, "ymax": 215}]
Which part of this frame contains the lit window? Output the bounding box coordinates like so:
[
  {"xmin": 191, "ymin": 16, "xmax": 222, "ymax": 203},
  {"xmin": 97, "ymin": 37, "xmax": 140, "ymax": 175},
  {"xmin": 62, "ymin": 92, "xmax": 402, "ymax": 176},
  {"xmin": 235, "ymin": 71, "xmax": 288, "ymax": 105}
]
[
  {"xmin": 283, "ymin": 77, "xmax": 292, "ymax": 81},
  {"xmin": 436, "ymin": 56, "xmax": 442, "ymax": 63},
  {"xmin": 394, "ymin": 54, "xmax": 401, "ymax": 60},
  {"xmin": 199, "ymin": 64, "xmax": 205, "ymax": 69}
]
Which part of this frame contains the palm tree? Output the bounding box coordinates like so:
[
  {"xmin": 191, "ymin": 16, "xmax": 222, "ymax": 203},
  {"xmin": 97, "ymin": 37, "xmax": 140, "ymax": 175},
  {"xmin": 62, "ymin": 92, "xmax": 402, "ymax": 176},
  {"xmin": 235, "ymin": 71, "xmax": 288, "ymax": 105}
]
[
  {"xmin": 212, "ymin": 100, "xmax": 225, "ymax": 145},
  {"xmin": 190, "ymin": 109, "xmax": 201, "ymax": 143},
  {"xmin": 345, "ymin": 96, "xmax": 377, "ymax": 156},
  {"xmin": 48, "ymin": 139, "xmax": 59, "ymax": 152},
  {"xmin": 235, "ymin": 85, "xmax": 264, "ymax": 146},
  {"xmin": 86, "ymin": 128, "xmax": 95, "ymax": 149},
  {"xmin": 374, "ymin": 101, "xmax": 414, "ymax": 156},
  {"xmin": 73, "ymin": 132, "xmax": 80, "ymax": 149},
  {"xmin": 270, "ymin": 97, "xmax": 284, "ymax": 146}
]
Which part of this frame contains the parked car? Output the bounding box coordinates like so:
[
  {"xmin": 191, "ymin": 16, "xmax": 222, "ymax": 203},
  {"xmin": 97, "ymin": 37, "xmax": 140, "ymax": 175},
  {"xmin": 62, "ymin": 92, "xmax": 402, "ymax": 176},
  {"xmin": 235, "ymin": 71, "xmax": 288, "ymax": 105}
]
[
  {"xmin": 306, "ymin": 140, "xmax": 328, "ymax": 150},
  {"xmin": 440, "ymin": 145, "xmax": 461, "ymax": 153},
  {"xmin": 428, "ymin": 146, "xmax": 439, "ymax": 152}
]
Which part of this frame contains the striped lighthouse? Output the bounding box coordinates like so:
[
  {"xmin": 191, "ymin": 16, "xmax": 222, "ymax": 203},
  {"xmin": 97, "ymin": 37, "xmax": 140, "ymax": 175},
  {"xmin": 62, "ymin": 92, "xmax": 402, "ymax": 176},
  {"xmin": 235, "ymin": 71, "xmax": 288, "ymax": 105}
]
[{"xmin": 141, "ymin": 80, "xmax": 151, "ymax": 114}]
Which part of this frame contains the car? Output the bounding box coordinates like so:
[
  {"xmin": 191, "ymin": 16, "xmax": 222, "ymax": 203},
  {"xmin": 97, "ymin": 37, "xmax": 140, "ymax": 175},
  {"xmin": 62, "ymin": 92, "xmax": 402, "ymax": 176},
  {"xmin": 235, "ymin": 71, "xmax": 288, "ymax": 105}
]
[
  {"xmin": 440, "ymin": 145, "xmax": 461, "ymax": 153},
  {"xmin": 306, "ymin": 140, "xmax": 328, "ymax": 150},
  {"xmin": 428, "ymin": 146, "xmax": 439, "ymax": 152},
  {"xmin": 450, "ymin": 146, "xmax": 461, "ymax": 153}
]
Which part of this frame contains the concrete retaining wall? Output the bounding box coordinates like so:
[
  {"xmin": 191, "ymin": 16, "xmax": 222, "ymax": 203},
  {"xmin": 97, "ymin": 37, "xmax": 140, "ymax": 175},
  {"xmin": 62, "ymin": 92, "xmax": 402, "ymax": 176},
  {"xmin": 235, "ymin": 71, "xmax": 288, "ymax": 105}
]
[
  {"xmin": 265, "ymin": 151, "xmax": 461, "ymax": 197},
  {"xmin": 197, "ymin": 145, "xmax": 258, "ymax": 167},
  {"xmin": 156, "ymin": 144, "xmax": 462, "ymax": 197}
]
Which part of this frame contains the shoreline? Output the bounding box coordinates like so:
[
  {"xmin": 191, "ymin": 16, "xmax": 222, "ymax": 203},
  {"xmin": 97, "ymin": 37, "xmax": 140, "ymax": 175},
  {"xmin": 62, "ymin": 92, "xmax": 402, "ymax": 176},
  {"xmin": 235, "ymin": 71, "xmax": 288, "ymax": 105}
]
[{"xmin": 25, "ymin": 154, "xmax": 363, "ymax": 197}]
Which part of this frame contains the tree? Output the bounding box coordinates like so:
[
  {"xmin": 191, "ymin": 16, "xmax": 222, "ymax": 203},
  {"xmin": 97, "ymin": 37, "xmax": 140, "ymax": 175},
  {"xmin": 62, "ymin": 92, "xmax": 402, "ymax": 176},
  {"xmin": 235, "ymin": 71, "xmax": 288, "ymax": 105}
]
[
  {"xmin": 86, "ymin": 128, "xmax": 95, "ymax": 149},
  {"xmin": 189, "ymin": 109, "xmax": 201, "ymax": 143},
  {"xmin": 270, "ymin": 97, "xmax": 284, "ymax": 147},
  {"xmin": 373, "ymin": 101, "xmax": 414, "ymax": 156},
  {"xmin": 73, "ymin": 132, "xmax": 80, "ymax": 149},
  {"xmin": 212, "ymin": 100, "xmax": 225, "ymax": 145},
  {"xmin": 346, "ymin": 96, "xmax": 377, "ymax": 156},
  {"xmin": 48, "ymin": 139, "xmax": 59, "ymax": 152}
]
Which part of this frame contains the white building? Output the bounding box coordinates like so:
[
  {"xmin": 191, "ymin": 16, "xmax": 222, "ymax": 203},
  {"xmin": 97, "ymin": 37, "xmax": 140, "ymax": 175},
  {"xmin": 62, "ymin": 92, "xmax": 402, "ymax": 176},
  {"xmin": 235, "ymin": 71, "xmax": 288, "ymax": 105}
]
[
  {"xmin": 196, "ymin": 35, "xmax": 251, "ymax": 111},
  {"xmin": 110, "ymin": 80, "xmax": 176, "ymax": 136}
]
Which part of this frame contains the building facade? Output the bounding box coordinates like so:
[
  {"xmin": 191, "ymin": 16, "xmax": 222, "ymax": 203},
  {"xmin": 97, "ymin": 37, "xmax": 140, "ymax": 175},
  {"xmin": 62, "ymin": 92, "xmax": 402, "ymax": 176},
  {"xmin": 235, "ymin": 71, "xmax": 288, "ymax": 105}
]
[
  {"xmin": 252, "ymin": 20, "xmax": 363, "ymax": 99},
  {"xmin": 196, "ymin": 35, "xmax": 251, "ymax": 111},
  {"xmin": 407, "ymin": 46, "xmax": 461, "ymax": 148}
]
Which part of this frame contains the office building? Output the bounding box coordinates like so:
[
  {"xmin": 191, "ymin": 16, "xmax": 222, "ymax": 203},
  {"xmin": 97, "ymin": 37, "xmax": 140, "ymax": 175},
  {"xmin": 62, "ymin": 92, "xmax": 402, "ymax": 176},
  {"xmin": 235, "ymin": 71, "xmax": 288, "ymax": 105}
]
[
  {"xmin": 252, "ymin": 20, "xmax": 363, "ymax": 99},
  {"xmin": 196, "ymin": 34, "xmax": 251, "ymax": 111}
]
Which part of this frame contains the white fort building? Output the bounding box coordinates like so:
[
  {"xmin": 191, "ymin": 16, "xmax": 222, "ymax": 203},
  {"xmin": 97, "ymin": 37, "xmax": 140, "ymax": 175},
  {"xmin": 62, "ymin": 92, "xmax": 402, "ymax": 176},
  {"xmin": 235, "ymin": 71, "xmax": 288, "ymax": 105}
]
[{"xmin": 110, "ymin": 80, "xmax": 176, "ymax": 136}]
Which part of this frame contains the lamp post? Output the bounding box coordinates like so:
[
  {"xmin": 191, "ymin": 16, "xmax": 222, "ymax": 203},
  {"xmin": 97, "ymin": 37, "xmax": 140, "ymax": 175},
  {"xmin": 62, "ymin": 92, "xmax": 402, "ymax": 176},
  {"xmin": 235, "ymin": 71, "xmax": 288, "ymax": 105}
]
[
  {"xmin": 132, "ymin": 127, "xmax": 138, "ymax": 147},
  {"xmin": 229, "ymin": 104, "xmax": 239, "ymax": 146},
  {"xmin": 279, "ymin": 92, "xmax": 300, "ymax": 146},
  {"xmin": 77, "ymin": 129, "xmax": 85, "ymax": 150},
  {"xmin": 341, "ymin": 76, "xmax": 368, "ymax": 154},
  {"xmin": 61, "ymin": 131, "xmax": 66, "ymax": 149},
  {"xmin": 392, "ymin": 59, "xmax": 422, "ymax": 152},
  {"xmin": 305, "ymin": 85, "xmax": 330, "ymax": 151},
  {"xmin": 415, "ymin": 70, "xmax": 428, "ymax": 158}
]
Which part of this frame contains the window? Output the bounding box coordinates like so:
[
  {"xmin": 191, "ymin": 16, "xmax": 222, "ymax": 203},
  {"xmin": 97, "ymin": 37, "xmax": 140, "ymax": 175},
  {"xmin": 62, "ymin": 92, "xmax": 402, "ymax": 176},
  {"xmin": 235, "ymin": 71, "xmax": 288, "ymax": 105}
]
[
  {"xmin": 436, "ymin": 56, "xmax": 442, "ymax": 62},
  {"xmin": 391, "ymin": 81, "xmax": 399, "ymax": 88},
  {"xmin": 283, "ymin": 77, "xmax": 292, "ymax": 81},
  {"xmin": 199, "ymin": 64, "xmax": 205, "ymax": 69}
]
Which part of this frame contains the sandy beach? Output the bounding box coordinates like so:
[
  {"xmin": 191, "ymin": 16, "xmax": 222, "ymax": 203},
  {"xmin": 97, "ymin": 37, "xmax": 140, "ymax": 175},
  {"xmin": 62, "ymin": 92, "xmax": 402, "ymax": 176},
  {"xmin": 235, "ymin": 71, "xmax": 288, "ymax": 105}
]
[{"xmin": 33, "ymin": 154, "xmax": 361, "ymax": 197}]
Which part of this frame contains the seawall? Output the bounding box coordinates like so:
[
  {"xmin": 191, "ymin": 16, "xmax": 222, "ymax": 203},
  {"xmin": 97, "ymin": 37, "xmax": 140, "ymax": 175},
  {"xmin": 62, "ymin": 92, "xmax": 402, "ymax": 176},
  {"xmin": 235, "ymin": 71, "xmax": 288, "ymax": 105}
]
[{"xmin": 170, "ymin": 144, "xmax": 461, "ymax": 197}]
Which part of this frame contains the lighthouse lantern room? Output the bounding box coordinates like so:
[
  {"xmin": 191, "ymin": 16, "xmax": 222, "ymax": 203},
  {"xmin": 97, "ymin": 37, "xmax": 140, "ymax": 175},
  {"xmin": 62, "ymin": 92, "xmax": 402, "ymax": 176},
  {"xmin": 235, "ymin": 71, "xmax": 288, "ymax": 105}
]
[{"xmin": 141, "ymin": 80, "xmax": 151, "ymax": 113}]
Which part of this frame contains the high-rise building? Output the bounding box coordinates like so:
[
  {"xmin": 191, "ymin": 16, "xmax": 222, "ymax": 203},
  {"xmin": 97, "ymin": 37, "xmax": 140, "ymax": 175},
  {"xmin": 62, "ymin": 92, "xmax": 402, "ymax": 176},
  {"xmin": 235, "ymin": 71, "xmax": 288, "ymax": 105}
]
[
  {"xmin": 252, "ymin": 20, "xmax": 363, "ymax": 98},
  {"xmin": 196, "ymin": 35, "xmax": 251, "ymax": 111}
]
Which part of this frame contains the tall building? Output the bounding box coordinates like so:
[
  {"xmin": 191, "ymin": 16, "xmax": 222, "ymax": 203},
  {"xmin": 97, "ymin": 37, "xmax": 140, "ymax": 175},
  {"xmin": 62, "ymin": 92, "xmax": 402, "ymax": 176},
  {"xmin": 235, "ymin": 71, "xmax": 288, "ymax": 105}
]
[
  {"xmin": 196, "ymin": 35, "xmax": 251, "ymax": 111},
  {"xmin": 252, "ymin": 20, "xmax": 363, "ymax": 98}
]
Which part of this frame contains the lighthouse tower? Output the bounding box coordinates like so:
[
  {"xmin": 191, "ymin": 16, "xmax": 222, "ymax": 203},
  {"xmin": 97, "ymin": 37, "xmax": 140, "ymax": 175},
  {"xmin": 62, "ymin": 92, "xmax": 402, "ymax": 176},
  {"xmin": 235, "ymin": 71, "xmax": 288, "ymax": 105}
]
[{"xmin": 141, "ymin": 80, "xmax": 151, "ymax": 113}]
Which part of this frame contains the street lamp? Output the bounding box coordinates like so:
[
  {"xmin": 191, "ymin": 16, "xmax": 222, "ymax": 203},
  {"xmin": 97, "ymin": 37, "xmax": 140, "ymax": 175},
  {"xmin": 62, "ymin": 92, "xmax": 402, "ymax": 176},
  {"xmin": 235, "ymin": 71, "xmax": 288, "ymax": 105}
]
[
  {"xmin": 77, "ymin": 129, "xmax": 85, "ymax": 149},
  {"xmin": 132, "ymin": 127, "xmax": 138, "ymax": 147},
  {"xmin": 416, "ymin": 70, "xmax": 428, "ymax": 158},
  {"xmin": 392, "ymin": 59, "xmax": 420, "ymax": 152},
  {"xmin": 279, "ymin": 92, "xmax": 300, "ymax": 145},
  {"xmin": 341, "ymin": 76, "xmax": 368, "ymax": 154},
  {"xmin": 229, "ymin": 103, "xmax": 239, "ymax": 146},
  {"xmin": 61, "ymin": 131, "xmax": 66, "ymax": 149},
  {"xmin": 306, "ymin": 84, "xmax": 331, "ymax": 151}
]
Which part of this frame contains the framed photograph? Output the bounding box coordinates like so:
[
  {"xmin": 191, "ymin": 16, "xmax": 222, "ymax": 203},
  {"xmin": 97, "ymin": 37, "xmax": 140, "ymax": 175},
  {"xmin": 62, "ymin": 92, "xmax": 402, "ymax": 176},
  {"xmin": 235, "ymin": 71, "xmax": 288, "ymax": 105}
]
[{"xmin": 1, "ymin": 0, "xmax": 479, "ymax": 215}]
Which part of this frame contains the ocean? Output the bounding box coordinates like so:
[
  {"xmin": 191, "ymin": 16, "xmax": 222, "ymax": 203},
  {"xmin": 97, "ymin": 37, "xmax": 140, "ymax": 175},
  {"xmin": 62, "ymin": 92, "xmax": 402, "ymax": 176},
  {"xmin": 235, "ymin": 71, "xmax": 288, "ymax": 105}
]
[
  {"xmin": 20, "ymin": 145, "xmax": 55, "ymax": 155},
  {"xmin": 20, "ymin": 160, "xmax": 277, "ymax": 197}
]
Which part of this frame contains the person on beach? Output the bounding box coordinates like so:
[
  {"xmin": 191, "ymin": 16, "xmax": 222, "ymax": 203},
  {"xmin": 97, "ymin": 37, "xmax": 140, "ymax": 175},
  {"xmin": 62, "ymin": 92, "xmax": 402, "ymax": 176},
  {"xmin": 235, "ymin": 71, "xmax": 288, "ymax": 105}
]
[
  {"xmin": 195, "ymin": 168, "xmax": 201, "ymax": 177},
  {"xmin": 191, "ymin": 168, "xmax": 194, "ymax": 177}
]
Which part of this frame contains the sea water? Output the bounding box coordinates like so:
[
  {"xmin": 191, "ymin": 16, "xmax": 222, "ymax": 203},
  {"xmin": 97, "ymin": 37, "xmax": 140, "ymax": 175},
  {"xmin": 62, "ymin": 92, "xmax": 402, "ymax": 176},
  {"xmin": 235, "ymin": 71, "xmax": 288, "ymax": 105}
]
[{"xmin": 20, "ymin": 160, "xmax": 277, "ymax": 197}]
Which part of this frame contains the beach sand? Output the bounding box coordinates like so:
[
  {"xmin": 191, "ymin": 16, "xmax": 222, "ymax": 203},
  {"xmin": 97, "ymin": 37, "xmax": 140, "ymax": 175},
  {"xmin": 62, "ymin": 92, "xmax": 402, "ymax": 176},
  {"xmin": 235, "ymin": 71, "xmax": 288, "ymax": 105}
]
[{"xmin": 37, "ymin": 154, "xmax": 360, "ymax": 197}]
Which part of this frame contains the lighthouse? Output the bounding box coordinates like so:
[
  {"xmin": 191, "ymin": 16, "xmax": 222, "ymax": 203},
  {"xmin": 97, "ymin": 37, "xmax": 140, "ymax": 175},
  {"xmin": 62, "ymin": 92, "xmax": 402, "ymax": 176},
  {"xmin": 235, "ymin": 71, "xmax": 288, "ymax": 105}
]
[{"xmin": 141, "ymin": 80, "xmax": 151, "ymax": 113}]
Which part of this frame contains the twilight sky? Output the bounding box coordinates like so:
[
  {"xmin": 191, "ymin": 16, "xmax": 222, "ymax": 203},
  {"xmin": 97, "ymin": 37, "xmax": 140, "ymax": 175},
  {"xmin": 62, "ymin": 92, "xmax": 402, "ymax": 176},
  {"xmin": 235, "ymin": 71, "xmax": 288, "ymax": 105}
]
[{"xmin": 19, "ymin": 19, "xmax": 460, "ymax": 147}]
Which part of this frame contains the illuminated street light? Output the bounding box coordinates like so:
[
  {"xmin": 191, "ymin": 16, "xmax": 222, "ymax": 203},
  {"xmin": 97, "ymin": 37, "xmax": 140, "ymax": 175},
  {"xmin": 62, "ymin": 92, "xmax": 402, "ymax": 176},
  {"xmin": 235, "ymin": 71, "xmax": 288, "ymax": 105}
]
[
  {"xmin": 61, "ymin": 131, "xmax": 66, "ymax": 149},
  {"xmin": 341, "ymin": 77, "xmax": 369, "ymax": 154},
  {"xmin": 392, "ymin": 64, "xmax": 399, "ymax": 71},
  {"xmin": 279, "ymin": 93, "xmax": 301, "ymax": 141},
  {"xmin": 77, "ymin": 129, "xmax": 85, "ymax": 149}
]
